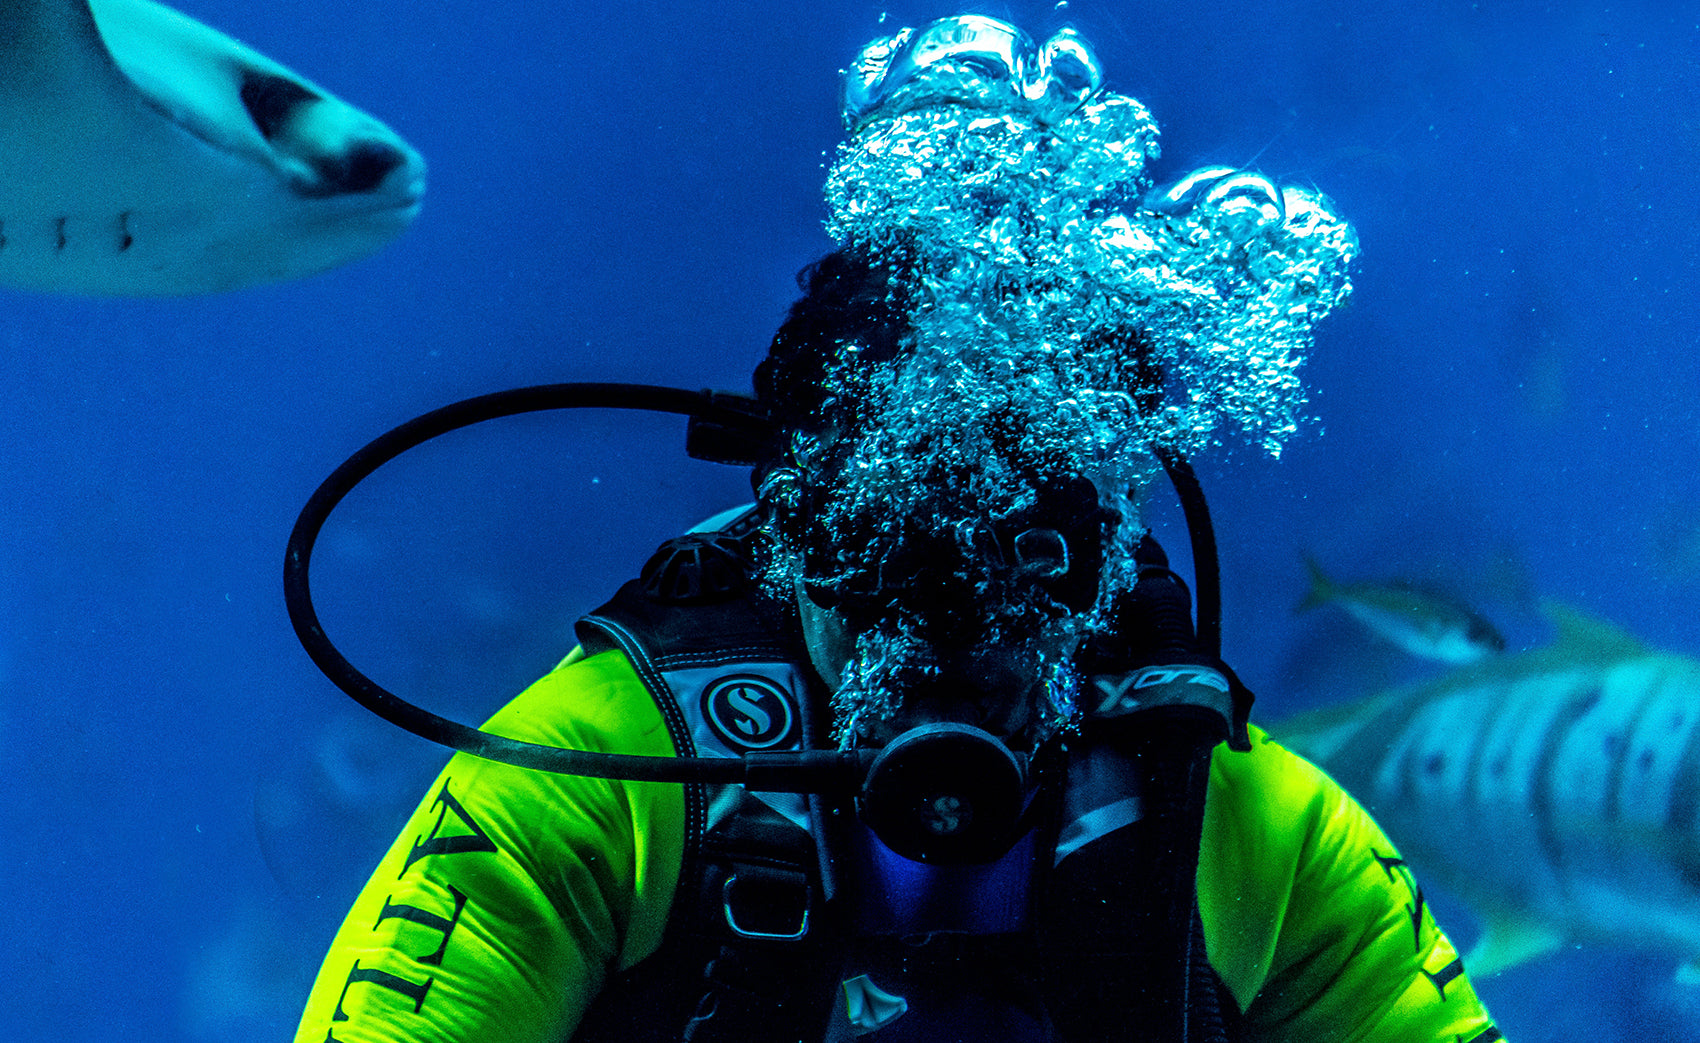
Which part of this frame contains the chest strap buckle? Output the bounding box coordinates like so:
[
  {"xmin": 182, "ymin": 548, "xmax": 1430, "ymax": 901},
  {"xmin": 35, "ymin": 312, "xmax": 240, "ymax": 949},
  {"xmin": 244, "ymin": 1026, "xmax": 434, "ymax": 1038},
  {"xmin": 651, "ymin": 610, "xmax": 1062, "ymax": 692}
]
[{"xmin": 722, "ymin": 865, "xmax": 812, "ymax": 941}]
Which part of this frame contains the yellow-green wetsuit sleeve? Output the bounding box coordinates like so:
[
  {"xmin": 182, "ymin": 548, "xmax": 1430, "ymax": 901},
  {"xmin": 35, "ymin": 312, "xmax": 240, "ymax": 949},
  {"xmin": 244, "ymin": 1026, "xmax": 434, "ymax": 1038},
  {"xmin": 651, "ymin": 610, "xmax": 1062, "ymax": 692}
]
[
  {"xmin": 293, "ymin": 649, "xmax": 684, "ymax": 1043},
  {"xmin": 1199, "ymin": 726, "xmax": 1501, "ymax": 1042}
]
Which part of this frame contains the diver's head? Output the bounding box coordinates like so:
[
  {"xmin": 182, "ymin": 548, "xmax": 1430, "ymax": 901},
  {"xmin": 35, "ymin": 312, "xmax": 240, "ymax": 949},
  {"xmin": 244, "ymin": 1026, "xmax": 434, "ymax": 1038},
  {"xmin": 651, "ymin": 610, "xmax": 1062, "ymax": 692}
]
[
  {"xmin": 754, "ymin": 247, "xmax": 1130, "ymax": 750},
  {"xmin": 752, "ymin": 14, "xmax": 1358, "ymax": 751}
]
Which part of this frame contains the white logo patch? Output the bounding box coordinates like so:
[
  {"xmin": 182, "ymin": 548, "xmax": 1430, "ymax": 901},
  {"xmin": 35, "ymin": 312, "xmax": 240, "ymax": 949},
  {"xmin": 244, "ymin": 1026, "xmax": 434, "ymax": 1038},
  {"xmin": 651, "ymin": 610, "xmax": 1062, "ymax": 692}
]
[{"xmin": 702, "ymin": 674, "xmax": 798, "ymax": 752}]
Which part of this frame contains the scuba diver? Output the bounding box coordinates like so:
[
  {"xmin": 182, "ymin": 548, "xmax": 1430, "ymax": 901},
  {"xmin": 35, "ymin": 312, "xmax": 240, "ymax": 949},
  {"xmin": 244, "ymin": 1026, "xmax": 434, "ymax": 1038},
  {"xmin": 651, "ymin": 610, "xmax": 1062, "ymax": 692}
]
[{"xmin": 292, "ymin": 16, "xmax": 1502, "ymax": 1043}]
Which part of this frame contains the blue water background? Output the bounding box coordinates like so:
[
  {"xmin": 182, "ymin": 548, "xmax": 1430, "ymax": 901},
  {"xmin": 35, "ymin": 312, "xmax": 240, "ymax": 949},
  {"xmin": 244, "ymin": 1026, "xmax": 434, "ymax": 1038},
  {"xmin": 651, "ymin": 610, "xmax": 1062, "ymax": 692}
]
[{"xmin": 2, "ymin": 1, "xmax": 1697, "ymax": 1039}]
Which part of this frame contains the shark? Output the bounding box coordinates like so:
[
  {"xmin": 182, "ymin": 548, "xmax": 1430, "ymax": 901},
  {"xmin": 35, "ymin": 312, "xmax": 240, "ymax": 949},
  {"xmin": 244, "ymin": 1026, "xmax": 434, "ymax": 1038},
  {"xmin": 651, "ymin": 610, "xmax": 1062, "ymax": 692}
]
[
  {"xmin": 0, "ymin": 0, "xmax": 425, "ymax": 295},
  {"xmin": 1276, "ymin": 604, "xmax": 1700, "ymax": 978}
]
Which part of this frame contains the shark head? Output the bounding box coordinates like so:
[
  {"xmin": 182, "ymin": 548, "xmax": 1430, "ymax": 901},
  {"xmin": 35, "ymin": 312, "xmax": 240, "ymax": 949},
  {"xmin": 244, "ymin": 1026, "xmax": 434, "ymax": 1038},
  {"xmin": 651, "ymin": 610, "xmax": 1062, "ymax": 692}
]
[{"xmin": 0, "ymin": 0, "xmax": 425, "ymax": 296}]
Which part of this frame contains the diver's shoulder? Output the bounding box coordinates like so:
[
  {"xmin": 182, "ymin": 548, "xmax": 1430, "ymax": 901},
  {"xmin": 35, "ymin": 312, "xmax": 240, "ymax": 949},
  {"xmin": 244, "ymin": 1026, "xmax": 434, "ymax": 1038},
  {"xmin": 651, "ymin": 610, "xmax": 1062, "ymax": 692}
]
[
  {"xmin": 483, "ymin": 647, "xmax": 669, "ymax": 753},
  {"xmin": 539, "ymin": 645, "xmax": 649, "ymax": 689},
  {"xmin": 1214, "ymin": 722, "xmax": 1316, "ymax": 770},
  {"xmin": 1209, "ymin": 722, "xmax": 1343, "ymax": 815}
]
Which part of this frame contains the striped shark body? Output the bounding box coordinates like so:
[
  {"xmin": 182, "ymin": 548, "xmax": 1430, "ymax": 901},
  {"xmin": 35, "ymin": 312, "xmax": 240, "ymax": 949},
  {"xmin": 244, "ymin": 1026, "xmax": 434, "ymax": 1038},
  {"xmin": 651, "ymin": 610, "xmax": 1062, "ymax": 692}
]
[{"xmin": 1276, "ymin": 604, "xmax": 1700, "ymax": 976}]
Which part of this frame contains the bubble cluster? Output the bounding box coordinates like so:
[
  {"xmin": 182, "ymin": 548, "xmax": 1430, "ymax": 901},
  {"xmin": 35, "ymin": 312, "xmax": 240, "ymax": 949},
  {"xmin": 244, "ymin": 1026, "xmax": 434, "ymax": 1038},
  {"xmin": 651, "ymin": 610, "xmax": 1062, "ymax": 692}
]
[
  {"xmin": 824, "ymin": 95, "xmax": 1357, "ymax": 462},
  {"xmin": 780, "ymin": 17, "xmax": 1358, "ymax": 745}
]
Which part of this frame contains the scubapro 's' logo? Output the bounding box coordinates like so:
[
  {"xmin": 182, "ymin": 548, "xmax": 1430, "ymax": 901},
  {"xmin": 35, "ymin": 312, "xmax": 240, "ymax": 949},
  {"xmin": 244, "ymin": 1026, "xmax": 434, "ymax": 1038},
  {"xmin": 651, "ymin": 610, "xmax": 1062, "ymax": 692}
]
[{"xmin": 702, "ymin": 675, "xmax": 798, "ymax": 752}]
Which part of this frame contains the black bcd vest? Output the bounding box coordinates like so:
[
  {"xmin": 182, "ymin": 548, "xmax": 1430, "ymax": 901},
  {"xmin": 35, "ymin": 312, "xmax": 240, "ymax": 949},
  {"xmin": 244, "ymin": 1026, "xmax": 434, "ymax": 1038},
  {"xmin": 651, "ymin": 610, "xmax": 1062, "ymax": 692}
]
[{"xmin": 569, "ymin": 526, "xmax": 1245, "ymax": 1043}]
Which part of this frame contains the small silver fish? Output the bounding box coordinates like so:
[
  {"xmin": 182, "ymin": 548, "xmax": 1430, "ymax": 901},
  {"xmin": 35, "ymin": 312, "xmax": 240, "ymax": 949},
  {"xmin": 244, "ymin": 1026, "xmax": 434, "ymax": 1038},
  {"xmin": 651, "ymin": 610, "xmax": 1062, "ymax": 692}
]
[
  {"xmin": 1300, "ymin": 555, "xmax": 1506, "ymax": 664},
  {"xmin": 1276, "ymin": 604, "xmax": 1700, "ymax": 977}
]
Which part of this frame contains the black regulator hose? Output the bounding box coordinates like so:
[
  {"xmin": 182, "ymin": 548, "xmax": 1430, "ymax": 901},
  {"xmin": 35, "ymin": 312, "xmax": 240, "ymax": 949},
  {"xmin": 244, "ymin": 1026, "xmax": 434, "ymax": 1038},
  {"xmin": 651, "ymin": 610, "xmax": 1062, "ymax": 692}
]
[
  {"xmin": 283, "ymin": 382, "xmax": 865, "ymax": 791},
  {"xmin": 285, "ymin": 382, "xmax": 1235, "ymax": 796},
  {"xmin": 1154, "ymin": 446, "xmax": 1221, "ymax": 659}
]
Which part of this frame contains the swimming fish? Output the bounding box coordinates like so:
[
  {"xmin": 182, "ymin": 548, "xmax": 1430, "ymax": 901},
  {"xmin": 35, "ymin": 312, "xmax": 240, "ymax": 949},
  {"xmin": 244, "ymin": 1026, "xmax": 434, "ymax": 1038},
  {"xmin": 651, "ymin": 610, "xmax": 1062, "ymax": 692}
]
[
  {"xmin": 1277, "ymin": 604, "xmax": 1700, "ymax": 977},
  {"xmin": 1299, "ymin": 554, "xmax": 1506, "ymax": 664},
  {"xmin": 0, "ymin": 0, "xmax": 425, "ymax": 296}
]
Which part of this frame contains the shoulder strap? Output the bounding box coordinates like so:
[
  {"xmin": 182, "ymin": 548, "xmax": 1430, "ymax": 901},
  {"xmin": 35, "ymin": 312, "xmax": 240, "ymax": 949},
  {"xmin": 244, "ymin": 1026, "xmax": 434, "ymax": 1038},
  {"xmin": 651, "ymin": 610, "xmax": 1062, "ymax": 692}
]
[
  {"xmin": 573, "ymin": 527, "xmax": 1248, "ymax": 1043},
  {"xmin": 1037, "ymin": 713, "xmax": 1245, "ymax": 1043},
  {"xmin": 570, "ymin": 529, "xmax": 844, "ymax": 1043}
]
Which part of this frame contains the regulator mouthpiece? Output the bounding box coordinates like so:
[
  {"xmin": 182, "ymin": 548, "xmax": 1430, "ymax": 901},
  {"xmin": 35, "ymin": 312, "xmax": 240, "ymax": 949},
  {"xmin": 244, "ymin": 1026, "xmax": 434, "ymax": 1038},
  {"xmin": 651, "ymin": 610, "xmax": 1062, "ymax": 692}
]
[{"xmin": 858, "ymin": 721, "xmax": 1030, "ymax": 864}]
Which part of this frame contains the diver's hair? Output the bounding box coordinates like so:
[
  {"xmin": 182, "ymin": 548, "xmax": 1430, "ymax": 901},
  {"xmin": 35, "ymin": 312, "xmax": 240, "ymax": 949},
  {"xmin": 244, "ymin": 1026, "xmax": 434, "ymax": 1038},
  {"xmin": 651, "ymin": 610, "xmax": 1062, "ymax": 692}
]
[
  {"xmin": 753, "ymin": 246, "xmax": 1163, "ymax": 448},
  {"xmin": 752, "ymin": 247, "xmax": 916, "ymax": 443},
  {"xmin": 750, "ymin": 246, "xmax": 1127, "ymax": 634}
]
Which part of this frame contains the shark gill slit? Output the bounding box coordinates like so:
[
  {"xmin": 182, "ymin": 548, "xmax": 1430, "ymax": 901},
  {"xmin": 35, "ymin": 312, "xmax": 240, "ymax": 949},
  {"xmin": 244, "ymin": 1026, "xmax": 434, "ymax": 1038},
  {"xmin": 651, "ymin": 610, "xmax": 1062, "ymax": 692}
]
[
  {"xmin": 1396, "ymin": 699, "xmax": 1455, "ymax": 802},
  {"xmin": 1600, "ymin": 679, "xmax": 1663, "ymax": 827},
  {"xmin": 1360, "ymin": 698, "xmax": 1427, "ymax": 806},
  {"xmin": 1459, "ymin": 688, "xmax": 1503, "ymax": 815},
  {"xmin": 55, "ymin": 217, "xmax": 66, "ymax": 252},
  {"xmin": 1664, "ymin": 693, "xmax": 1700, "ymax": 889},
  {"xmin": 1668, "ymin": 703, "xmax": 1700, "ymax": 832},
  {"xmin": 118, "ymin": 212, "xmax": 134, "ymax": 252},
  {"xmin": 1530, "ymin": 684, "xmax": 1606, "ymax": 899}
]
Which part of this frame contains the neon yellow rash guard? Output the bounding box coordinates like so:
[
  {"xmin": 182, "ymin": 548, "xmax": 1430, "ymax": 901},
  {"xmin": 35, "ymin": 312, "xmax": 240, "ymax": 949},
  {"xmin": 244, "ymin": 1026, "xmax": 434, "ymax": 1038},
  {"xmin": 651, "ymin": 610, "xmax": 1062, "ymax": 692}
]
[{"xmin": 295, "ymin": 649, "xmax": 1501, "ymax": 1043}]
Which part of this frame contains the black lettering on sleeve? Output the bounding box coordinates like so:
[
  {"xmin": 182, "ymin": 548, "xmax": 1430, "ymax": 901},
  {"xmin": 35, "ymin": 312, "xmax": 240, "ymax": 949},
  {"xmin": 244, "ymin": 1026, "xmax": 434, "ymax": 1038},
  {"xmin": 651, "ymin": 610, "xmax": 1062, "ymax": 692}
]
[
  {"xmin": 1371, "ymin": 849, "xmax": 1408, "ymax": 882},
  {"xmin": 402, "ymin": 778, "xmax": 498, "ymax": 875},
  {"xmin": 375, "ymin": 886, "xmax": 470, "ymax": 966},
  {"xmin": 330, "ymin": 958, "xmax": 433, "ymax": 1020},
  {"xmin": 1422, "ymin": 956, "xmax": 1464, "ymax": 1001},
  {"xmin": 1407, "ymin": 883, "xmax": 1428, "ymax": 951},
  {"xmin": 1372, "ymin": 848, "xmax": 1428, "ymax": 951}
]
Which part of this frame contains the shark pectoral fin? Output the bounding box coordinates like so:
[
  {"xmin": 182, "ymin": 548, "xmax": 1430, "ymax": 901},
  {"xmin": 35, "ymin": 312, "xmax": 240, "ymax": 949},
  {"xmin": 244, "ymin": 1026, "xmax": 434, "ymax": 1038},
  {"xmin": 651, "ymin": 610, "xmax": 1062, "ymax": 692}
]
[
  {"xmin": 1268, "ymin": 696, "xmax": 1393, "ymax": 765},
  {"xmin": 1539, "ymin": 600, "xmax": 1646, "ymax": 659},
  {"xmin": 1465, "ymin": 917, "xmax": 1566, "ymax": 977}
]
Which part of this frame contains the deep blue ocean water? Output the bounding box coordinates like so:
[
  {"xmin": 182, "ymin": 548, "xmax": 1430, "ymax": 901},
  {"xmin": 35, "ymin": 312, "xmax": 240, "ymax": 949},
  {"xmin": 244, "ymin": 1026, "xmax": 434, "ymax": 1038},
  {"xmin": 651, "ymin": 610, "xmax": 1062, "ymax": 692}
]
[{"xmin": 3, "ymin": 1, "xmax": 1697, "ymax": 1039}]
